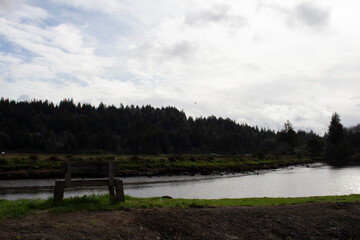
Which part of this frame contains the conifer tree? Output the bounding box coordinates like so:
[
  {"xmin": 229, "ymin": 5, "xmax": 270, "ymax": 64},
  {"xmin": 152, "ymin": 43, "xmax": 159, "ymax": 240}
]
[{"xmin": 328, "ymin": 112, "xmax": 343, "ymax": 145}]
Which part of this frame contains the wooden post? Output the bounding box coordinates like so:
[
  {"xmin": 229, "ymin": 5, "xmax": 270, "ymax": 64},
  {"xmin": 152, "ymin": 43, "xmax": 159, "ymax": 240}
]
[
  {"xmin": 54, "ymin": 181, "xmax": 65, "ymax": 203},
  {"xmin": 65, "ymin": 162, "xmax": 72, "ymax": 187},
  {"xmin": 114, "ymin": 179, "xmax": 125, "ymax": 202},
  {"xmin": 108, "ymin": 185, "xmax": 115, "ymax": 199},
  {"xmin": 108, "ymin": 161, "xmax": 114, "ymax": 186}
]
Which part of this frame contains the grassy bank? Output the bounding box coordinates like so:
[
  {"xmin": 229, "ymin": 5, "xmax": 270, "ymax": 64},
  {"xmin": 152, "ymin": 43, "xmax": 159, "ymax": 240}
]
[
  {"xmin": 1, "ymin": 194, "xmax": 360, "ymax": 219},
  {"xmin": 0, "ymin": 153, "xmax": 314, "ymax": 179}
]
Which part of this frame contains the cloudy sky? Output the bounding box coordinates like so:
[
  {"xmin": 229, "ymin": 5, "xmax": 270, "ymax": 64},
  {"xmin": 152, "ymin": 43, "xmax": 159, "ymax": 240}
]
[{"xmin": 1, "ymin": 0, "xmax": 360, "ymax": 134}]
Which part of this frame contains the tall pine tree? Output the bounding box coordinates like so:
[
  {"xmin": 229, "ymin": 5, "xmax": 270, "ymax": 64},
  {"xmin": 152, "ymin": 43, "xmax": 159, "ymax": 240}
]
[{"xmin": 328, "ymin": 113, "xmax": 343, "ymax": 145}]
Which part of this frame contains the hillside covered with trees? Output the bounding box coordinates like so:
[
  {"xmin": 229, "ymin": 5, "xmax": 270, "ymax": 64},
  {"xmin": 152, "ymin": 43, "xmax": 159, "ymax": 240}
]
[{"xmin": 0, "ymin": 98, "xmax": 358, "ymax": 160}]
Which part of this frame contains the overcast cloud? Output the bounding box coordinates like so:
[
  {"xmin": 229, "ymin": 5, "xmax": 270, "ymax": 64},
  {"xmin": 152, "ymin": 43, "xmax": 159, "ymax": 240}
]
[{"xmin": 1, "ymin": 0, "xmax": 360, "ymax": 135}]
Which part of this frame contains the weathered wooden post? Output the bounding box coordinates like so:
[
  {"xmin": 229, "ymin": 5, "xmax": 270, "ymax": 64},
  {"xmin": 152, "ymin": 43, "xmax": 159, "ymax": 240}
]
[
  {"xmin": 54, "ymin": 180, "xmax": 65, "ymax": 203},
  {"xmin": 108, "ymin": 161, "xmax": 116, "ymax": 199},
  {"xmin": 108, "ymin": 161, "xmax": 115, "ymax": 186},
  {"xmin": 115, "ymin": 179, "xmax": 125, "ymax": 202},
  {"xmin": 65, "ymin": 161, "xmax": 72, "ymax": 187}
]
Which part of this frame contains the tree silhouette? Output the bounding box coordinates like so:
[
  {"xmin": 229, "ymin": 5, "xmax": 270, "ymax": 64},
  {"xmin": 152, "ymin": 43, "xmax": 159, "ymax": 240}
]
[
  {"xmin": 324, "ymin": 112, "xmax": 350, "ymax": 161},
  {"xmin": 278, "ymin": 120, "xmax": 297, "ymax": 148},
  {"xmin": 328, "ymin": 112, "xmax": 343, "ymax": 145},
  {"xmin": 0, "ymin": 98, "xmax": 320, "ymax": 155}
]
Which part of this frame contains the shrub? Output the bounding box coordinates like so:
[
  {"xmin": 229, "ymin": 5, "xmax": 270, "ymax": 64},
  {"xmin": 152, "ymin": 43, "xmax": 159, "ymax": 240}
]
[
  {"xmin": 29, "ymin": 155, "xmax": 39, "ymax": 161},
  {"xmin": 168, "ymin": 156, "xmax": 176, "ymax": 162},
  {"xmin": 130, "ymin": 156, "xmax": 141, "ymax": 162},
  {"xmin": 0, "ymin": 158, "xmax": 7, "ymax": 166},
  {"xmin": 48, "ymin": 156, "xmax": 60, "ymax": 162},
  {"xmin": 105, "ymin": 156, "xmax": 115, "ymax": 161},
  {"xmin": 255, "ymin": 150, "xmax": 265, "ymax": 160}
]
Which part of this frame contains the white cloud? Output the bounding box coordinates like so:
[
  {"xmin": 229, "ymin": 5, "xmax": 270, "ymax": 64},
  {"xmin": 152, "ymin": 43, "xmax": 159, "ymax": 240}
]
[
  {"xmin": 0, "ymin": 52, "xmax": 22, "ymax": 64},
  {"xmin": 51, "ymin": 25, "xmax": 87, "ymax": 53},
  {"xmin": 185, "ymin": 4, "xmax": 247, "ymax": 27},
  {"xmin": 0, "ymin": 0, "xmax": 48, "ymax": 21},
  {"xmin": 51, "ymin": 0, "xmax": 184, "ymax": 29},
  {"xmin": 0, "ymin": 17, "xmax": 113, "ymax": 84},
  {"xmin": 295, "ymin": 2, "xmax": 330, "ymax": 27},
  {"xmin": 17, "ymin": 94, "xmax": 30, "ymax": 101},
  {"xmin": 51, "ymin": 0, "xmax": 123, "ymax": 15}
]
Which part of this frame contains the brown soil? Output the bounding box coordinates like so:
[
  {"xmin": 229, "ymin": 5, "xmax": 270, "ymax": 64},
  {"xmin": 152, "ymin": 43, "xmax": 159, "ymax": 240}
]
[{"xmin": 1, "ymin": 202, "xmax": 360, "ymax": 240}]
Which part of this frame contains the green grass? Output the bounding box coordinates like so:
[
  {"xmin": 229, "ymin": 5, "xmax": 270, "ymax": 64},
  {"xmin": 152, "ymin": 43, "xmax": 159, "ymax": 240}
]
[{"xmin": 1, "ymin": 194, "xmax": 360, "ymax": 219}]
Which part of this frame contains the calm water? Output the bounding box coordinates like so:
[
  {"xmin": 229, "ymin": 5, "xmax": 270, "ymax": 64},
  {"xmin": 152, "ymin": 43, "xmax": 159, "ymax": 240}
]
[{"xmin": 1, "ymin": 163, "xmax": 360, "ymax": 200}]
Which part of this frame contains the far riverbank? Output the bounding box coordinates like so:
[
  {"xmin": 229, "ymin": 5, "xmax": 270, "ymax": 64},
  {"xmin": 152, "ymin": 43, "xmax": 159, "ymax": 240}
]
[{"xmin": 0, "ymin": 153, "xmax": 314, "ymax": 179}]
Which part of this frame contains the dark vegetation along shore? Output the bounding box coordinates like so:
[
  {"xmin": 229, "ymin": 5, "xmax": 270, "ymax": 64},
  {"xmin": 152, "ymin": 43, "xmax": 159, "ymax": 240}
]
[{"xmin": 0, "ymin": 153, "xmax": 314, "ymax": 179}]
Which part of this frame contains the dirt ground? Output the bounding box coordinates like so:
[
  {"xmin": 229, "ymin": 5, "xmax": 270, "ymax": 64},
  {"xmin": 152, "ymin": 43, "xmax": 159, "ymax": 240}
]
[{"xmin": 1, "ymin": 202, "xmax": 360, "ymax": 240}]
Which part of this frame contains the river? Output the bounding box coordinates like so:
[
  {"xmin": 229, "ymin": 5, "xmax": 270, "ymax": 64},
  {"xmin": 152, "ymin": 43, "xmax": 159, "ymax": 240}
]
[{"xmin": 1, "ymin": 163, "xmax": 360, "ymax": 200}]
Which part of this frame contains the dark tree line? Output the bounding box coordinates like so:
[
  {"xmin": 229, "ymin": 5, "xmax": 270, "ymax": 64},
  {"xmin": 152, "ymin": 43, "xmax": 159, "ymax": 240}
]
[
  {"xmin": 0, "ymin": 98, "xmax": 321, "ymax": 155},
  {"xmin": 324, "ymin": 113, "xmax": 360, "ymax": 162}
]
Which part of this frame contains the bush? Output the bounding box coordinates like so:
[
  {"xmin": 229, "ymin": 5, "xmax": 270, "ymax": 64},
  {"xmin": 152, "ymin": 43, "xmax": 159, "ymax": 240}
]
[
  {"xmin": 0, "ymin": 158, "xmax": 7, "ymax": 166},
  {"xmin": 324, "ymin": 140, "xmax": 350, "ymax": 161},
  {"xmin": 254, "ymin": 150, "xmax": 265, "ymax": 160},
  {"xmin": 105, "ymin": 156, "xmax": 115, "ymax": 161},
  {"xmin": 48, "ymin": 156, "xmax": 60, "ymax": 162},
  {"xmin": 168, "ymin": 156, "xmax": 176, "ymax": 162},
  {"xmin": 130, "ymin": 156, "xmax": 141, "ymax": 162},
  {"xmin": 29, "ymin": 154, "xmax": 39, "ymax": 161}
]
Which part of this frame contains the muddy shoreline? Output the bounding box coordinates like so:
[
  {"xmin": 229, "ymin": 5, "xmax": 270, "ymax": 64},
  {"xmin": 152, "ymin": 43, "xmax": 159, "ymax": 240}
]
[{"xmin": 1, "ymin": 202, "xmax": 360, "ymax": 239}]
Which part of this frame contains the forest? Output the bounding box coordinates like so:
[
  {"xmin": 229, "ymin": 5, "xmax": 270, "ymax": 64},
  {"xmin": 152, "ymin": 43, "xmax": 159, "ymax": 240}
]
[{"xmin": 0, "ymin": 98, "xmax": 359, "ymax": 161}]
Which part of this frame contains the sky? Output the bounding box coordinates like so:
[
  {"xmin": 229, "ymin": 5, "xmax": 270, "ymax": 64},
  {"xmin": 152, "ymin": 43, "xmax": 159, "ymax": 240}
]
[{"xmin": 1, "ymin": 0, "xmax": 360, "ymax": 135}]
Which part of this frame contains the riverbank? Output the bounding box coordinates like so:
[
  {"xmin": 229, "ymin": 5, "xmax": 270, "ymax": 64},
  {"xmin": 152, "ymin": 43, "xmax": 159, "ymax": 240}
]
[
  {"xmin": 0, "ymin": 153, "xmax": 314, "ymax": 179},
  {"xmin": 1, "ymin": 195, "xmax": 360, "ymax": 239},
  {"xmin": 323, "ymin": 154, "xmax": 360, "ymax": 167}
]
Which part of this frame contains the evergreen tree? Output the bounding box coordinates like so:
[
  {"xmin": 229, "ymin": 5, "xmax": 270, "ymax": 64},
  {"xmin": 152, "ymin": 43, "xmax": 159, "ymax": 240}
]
[
  {"xmin": 328, "ymin": 113, "xmax": 343, "ymax": 145},
  {"xmin": 325, "ymin": 112, "xmax": 348, "ymax": 161},
  {"xmin": 277, "ymin": 120, "xmax": 297, "ymax": 155}
]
